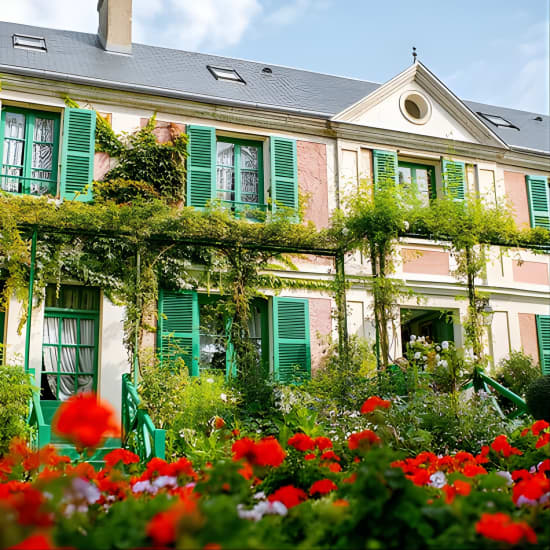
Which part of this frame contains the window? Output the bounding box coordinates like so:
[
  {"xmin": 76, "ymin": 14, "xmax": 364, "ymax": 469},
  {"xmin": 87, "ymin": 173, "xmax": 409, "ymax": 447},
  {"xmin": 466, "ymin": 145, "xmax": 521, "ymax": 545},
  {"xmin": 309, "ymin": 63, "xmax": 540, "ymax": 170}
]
[
  {"xmin": 398, "ymin": 161, "xmax": 436, "ymax": 205},
  {"xmin": 400, "ymin": 308, "xmax": 454, "ymax": 355},
  {"xmin": 207, "ymin": 66, "xmax": 246, "ymax": 83},
  {"xmin": 216, "ymin": 137, "xmax": 264, "ymax": 214},
  {"xmin": 41, "ymin": 285, "xmax": 99, "ymax": 402},
  {"xmin": 477, "ymin": 112, "xmax": 518, "ymax": 130},
  {"xmin": 13, "ymin": 34, "xmax": 47, "ymax": 52},
  {"xmin": 0, "ymin": 107, "xmax": 60, "ymax": 196}
]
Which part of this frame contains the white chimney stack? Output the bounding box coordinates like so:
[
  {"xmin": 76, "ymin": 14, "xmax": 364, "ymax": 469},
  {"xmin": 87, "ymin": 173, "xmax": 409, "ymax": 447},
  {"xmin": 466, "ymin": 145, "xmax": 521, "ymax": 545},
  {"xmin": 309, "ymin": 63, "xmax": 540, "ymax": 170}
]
[{"xmin": 97, "ymin": 0, "xmax": 132, "ymax": 54}]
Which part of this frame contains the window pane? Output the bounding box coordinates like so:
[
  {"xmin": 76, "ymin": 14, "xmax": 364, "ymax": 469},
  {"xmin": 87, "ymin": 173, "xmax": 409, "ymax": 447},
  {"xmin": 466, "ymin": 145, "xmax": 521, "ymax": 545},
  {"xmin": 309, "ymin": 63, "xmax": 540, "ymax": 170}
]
[
  {"xmin": 60, "ymin": 347, "xmax": 77, "ymax": 374},
  {"xmin": 33, "ymin": 118, "xmax": 54, "ymax": 142},
  {"xmin": 80, "ymin": 320, "xmax": 95, "ymax": 346},
  {"xmin": 79, "ymin": 348, "xmax": 94, "ymax": 374},
  {"xmin": 415, "ymin": 169, "xmax": 429, "ymax": 194},
  {"xmin": 216, "ymin": 167, "xmax": 235, "ymax": 200},
  {"xmin": 241, "ymin": 171, "xmax": 259, "ymax": 203},
  {"xmin": 216, "ymin": 142, "xmax": 234, "ymax": 166},
  {"xmin": 62, "ymin": 318, "xmax": 77, "ymax": 344},
  {"xmin": 43, "ymin": 346, "xmax": 59, "ymax": 372},
  {"xmin": 32, "ymin": 143, "xmax": 53, "ymax": 171},
  {"xmin": 398, "ymin": 166, "xmax": 412, "ymax": 187},
  {"xmin": 1, "ymin": 167, "xmax": 22, "ymax": 193},
  {"xmin": 29, "ymin": 175, "xmax": 53, "ymax": 196},
  {"xmin": 199, "ymin": 333, "xmax": 226, "ymax": 371},
  {"xmin": 43, "ymin": 317, "xmax": 59, "ymax": 345},
  {"xmin": 3, "ymin": 139, "xmax": 25, "ymax": 168},
  {"xmin": 77, "ymin": 375, "xmax": 94, "ymax": 393},
  {"xmin": 240, "ymin": 146, "xmax": 258, "ymax": 170},
  {"xmin": 4, "ymin": 113, "xmax": 26, "ymax": 139}
]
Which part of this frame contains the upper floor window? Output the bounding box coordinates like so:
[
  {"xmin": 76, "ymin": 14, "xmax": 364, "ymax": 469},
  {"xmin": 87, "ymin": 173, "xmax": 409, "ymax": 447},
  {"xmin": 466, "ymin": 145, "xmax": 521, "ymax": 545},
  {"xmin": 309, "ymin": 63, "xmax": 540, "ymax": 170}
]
[
  {"xmin": 0, "ymin": 107, "xmax": 60, "ymax": 196},
  {"xmin": 216, "ymin": 137, "xmax": 264, "ymax": 213},
  {"xmin": 398, "ymin": 161, "xmax": 435, "ymax": 206}
]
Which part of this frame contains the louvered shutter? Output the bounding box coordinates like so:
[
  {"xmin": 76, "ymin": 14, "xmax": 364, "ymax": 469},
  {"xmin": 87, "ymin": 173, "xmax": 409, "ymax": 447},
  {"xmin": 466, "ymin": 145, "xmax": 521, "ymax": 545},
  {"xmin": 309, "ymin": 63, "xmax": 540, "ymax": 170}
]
[
  {"xmin": 373, "ymin": 149, "xmax": 398, "ymax": 189},
  {"xmin": 187, "ymin": 125, "xmax": 215, "ymax": 208},
  {"xmin": 526, "ymin": 175, "xmax": 550, "ymax": 230},
  {"xmin": 442, "ymin": 159, "xmax": 466, "ymax": 201},
  {"xmin": 536, "ymin": 315, "xmax": 550, "ymax": 375},
  {"xmin": 273, "ymin": 297, "xmax": 310, "ymax": 383},
  {"xmin": 158, "ymin": 289, "xmax": 199, "ymax": 375},
  {"xmin": 60, "ymin": 108, "xmax": 96, "ymax": 202},
  {"xmin": 270, "ymin": 137, "xmax": 298, "ymax": 215}
]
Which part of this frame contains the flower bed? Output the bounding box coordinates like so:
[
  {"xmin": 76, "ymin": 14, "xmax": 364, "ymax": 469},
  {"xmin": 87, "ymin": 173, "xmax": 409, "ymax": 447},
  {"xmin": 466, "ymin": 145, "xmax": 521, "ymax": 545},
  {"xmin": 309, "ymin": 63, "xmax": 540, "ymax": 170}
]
[{"xmin": 1, "ymin": 394, "xmax": 549, "ymax": 549}]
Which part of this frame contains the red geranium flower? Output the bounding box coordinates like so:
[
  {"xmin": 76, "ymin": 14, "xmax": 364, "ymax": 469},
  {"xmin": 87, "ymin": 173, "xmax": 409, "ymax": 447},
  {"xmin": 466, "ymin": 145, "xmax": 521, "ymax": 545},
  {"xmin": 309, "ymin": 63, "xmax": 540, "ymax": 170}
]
[
  {"xmin": 320, "ymin": 450, "xmax": 341, "ymax": 462},
  {"xmin": 348, "ymin": 430, "xmax": 381, "ymax": 450},
  {"xmin": 232, "ymin": 437, "xmax": 286, "ymax": 468},
  {"xmin": 104, "ymin": 448, "xmax": 140, "ymax": 468},
  {"xmin": 8, "ymin": 533, "xmax": 54, "ymax": 550},
  {"xmin": 52, "ymin": 392, "xmax": 120, "ymax": 449},
  {"xmin": 535, "ymin": 432, "xmax": 550, "ymax": 448},
  {"xmin": 288, "ymin": 433, "xmax": 315, "ymax": 452},
  {"xmin": 314, "ymin": 436, "xmax": 333, "ymax": 450},
  {"xmin": 490, "ymin": 435, "xmax": 522, "ymax": 458},
  {"xmin": 268, "ymin": 485, "xmax": 307, "ymax": 509},
  {"xmin": 476, "ymin": 513, "xmax": 537, "ymax": 545},
  {"xmin": 309, "ymin": 479, "xmax": 338, "ymax": 496},
  {"xmin": 531, "ymin": 419, "xmax": 550, "ymax": 435},
  {"xmin": 360, "ymin": 396, "xmax": 391, "ymax": 414}
]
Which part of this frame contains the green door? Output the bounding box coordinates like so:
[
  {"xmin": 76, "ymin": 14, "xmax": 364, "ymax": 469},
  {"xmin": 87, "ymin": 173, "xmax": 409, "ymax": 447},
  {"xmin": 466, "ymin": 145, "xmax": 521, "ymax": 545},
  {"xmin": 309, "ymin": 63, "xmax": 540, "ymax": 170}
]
[{"xmin": 40, "ymin": 286, "xmax": 99, "ymax": 425}]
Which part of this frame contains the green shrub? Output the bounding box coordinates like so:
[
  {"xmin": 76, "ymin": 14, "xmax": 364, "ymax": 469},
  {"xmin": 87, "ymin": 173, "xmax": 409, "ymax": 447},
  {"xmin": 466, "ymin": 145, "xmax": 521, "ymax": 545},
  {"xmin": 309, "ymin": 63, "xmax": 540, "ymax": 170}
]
[
  {"xmin": 525, "ymin": 375, "xmax": 550, "ymax": 421},
  {"xmin": 93, "ymin": 178, "xmax": 161, "ymax": 204},
  {"xmin": 496, "ymin": 351, "xmax": 540, "ymax": 398},
  {"xmin": 0, "ymin": 364, "xmax": 33, "ymax": 456}
]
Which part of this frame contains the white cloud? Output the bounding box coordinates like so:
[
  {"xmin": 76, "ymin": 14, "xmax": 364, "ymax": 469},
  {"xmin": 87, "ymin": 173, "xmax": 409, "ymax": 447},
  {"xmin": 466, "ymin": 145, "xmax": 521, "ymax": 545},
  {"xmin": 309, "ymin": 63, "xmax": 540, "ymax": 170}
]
[{"xmin": 265, "ymin": 0, "xmax": 331, "ymax": 26}]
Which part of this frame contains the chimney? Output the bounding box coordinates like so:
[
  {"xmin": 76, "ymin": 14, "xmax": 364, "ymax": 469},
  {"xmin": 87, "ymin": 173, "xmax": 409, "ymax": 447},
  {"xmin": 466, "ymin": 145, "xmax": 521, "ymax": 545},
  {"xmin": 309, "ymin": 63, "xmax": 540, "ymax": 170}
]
[{"xmin": 97, "ymin": 0, "xmax": 132, "ymax": 54}]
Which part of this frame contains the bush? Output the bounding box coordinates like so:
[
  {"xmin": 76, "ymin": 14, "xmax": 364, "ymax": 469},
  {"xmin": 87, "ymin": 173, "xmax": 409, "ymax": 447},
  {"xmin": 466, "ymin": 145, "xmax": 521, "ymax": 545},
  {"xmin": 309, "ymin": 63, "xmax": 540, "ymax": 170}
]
[
  {"xmin": 496, "ymin": 351, "xmax": 540, "ymax": 398},
  {"xmin": 525, "ymin": 376, "xmax": 550, "ymax": 421},
  {"xmin": 0, "ymin": 364, "xmax": 33, "ymax": 456},
  {"xmin": 93, "ymin": 178, "xmax": 161, "ymax": 204}
]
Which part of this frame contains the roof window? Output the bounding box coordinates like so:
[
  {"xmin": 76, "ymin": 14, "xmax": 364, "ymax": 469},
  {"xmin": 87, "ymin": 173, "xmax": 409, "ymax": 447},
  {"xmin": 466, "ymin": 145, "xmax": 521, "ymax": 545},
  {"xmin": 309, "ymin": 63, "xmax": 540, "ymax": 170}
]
[
  {"xmin": 13, "ymin": 34, "xmax": 47, "ymax": 52},
  {"xmin": 477, "ymin": 112, "xmax": 518, "ymax": 129},
  {"xmin": 207, "ymin": 66, "xmax": 245, "ymax": 84}
]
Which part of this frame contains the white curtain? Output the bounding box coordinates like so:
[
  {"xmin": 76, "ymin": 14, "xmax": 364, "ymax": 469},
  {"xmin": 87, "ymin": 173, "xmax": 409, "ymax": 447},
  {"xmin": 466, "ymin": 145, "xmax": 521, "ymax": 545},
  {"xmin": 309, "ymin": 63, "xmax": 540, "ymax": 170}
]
[
  {"xmin": 2, "ymin": 112, "xmax": 26, "ymax": 192},
  {"xmin": 78, "ymin": 320, "xmax": 95, "ymax": 393}
]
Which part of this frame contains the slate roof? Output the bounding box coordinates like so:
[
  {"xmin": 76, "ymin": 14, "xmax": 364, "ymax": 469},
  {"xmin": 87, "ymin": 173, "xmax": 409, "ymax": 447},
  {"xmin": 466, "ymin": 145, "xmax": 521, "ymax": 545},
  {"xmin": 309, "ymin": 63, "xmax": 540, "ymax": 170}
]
[{"xmin": 1, "ymin": 21, "xmax": 548, "ymax": 154}]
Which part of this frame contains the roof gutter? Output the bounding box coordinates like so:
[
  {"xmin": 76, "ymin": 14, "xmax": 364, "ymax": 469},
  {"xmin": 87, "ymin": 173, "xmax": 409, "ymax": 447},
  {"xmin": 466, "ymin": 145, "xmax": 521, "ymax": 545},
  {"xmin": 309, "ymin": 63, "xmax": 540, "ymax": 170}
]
[{"xmin": 0, "ymin": 64, "xmax": 334, "ymax": 119}]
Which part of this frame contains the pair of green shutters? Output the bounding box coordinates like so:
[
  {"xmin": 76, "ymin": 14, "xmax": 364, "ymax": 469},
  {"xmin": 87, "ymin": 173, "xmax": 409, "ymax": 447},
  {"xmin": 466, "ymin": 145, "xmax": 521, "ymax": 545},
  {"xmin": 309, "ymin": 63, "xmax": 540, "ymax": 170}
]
[
  {"xmin": 157, "ymin": 290, "xmax": 311, "ymax": 383},
  {"xmin": 187, "ymin": 125, "xmax": 298, "ymax": 211},
  {"xmin": 373, "ymin": 149, "xmax": 466, "ymax": 200}
]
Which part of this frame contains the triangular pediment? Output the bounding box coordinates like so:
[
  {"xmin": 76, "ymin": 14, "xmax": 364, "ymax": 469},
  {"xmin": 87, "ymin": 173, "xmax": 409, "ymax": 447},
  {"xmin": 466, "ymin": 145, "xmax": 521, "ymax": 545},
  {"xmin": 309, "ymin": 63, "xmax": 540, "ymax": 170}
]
[{"xmin": 333, "ymin": 62, "xmax": 507, "ymax": 148}]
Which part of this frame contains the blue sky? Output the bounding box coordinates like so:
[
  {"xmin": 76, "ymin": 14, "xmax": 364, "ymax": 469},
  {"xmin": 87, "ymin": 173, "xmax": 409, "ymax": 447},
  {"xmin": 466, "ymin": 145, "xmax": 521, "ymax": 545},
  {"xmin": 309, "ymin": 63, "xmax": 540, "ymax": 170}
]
[{"xmin": 3, "ymin": 0, "xmax": 549, "ymax": 113}]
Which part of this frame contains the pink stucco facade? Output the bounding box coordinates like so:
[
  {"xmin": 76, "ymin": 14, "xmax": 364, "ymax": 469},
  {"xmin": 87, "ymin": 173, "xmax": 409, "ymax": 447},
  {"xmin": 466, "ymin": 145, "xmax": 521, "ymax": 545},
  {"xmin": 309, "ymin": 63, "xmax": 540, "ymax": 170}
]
[
  {"xmin": 518, "ymin": 313, "xmax": 541, "ymax": 364},
  {"xmin": 308, "ymin": 297, "xmax": 332, "ymax": 373},
  {"xmin": 139, "ymin": 118, "xmax": 185, "ymax": 143},
  {"xmin": 297, "ymin": 141, "xmax": 329, "ymax": 229},
  {"xmin": 504, "ymin": 171, "xmax": 531, "ymax": 229},
  {"xmin": 512, "ymin": 261, "xmax": 550, "ymax": 286},
  {"xmin": 94, "ymin": 152, "xmax": 111, "ymax": 181},
  {"xmin": 402, "ymin": 249, "xmax": 450, "ymax": 275}
]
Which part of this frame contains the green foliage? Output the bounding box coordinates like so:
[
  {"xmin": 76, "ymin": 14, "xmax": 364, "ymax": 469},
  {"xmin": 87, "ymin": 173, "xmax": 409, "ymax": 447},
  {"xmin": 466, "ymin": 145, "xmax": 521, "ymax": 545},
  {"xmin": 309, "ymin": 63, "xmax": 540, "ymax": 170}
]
[
  {"xmin": 496, "ymin": 351, "xmax": 540, "ymax": 399},
  {"xmin": 525, "ymin": 375, "xmax": 550, "ymax": 421},
  {"xmin": 0, "ymin": 364, "xmax": 33, "ymax": 456},
  {"xmin": 104, "ymin": 115, "xmax": 188, "ymax": 201},
  {"xmin": 93, "ymin": 179, "xmax": 161, "ymax": 204}
]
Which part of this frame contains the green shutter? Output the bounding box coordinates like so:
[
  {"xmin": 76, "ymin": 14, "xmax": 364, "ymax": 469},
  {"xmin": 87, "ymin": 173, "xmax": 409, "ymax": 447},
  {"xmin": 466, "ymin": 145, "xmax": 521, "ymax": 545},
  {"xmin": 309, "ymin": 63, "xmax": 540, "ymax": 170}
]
[
  {"xmin": 373, "ymin": 149, "xmax": 398, "ymax": 188},
  {"xmin": 187, "ymin": 125, "xmax": 215, "ymax": 208},
  {"xmin": 273, "ymin": 297, "xmax": 310, "ymax": 383},
  {"xmin": 270, "ymin": 137, "xmax": 298, "ymax": 213},
  {"xmin": 225, "ymin": 316, "xmax": 236, "ymax": 378},
  {"xmin": 442, "ymin": 159, "xmax": 466, "ymax": 201},
  {"xmin": 0, "ymin": 308, "xmax": 4, "ymax": 365},
  {"xmin": 60, "ymin": 107, "xmax": 96, "ymax": 202},
  {"xmin": 526, "ymin": 175, "xmax": 550, "ymax": 230},
  {"xmin": 536, "ymin": 315, "xmax": 550, "ymax": 375},
  {"xmin": 158, "ymin": 289, "xmax": 199, "ymax": 376}
]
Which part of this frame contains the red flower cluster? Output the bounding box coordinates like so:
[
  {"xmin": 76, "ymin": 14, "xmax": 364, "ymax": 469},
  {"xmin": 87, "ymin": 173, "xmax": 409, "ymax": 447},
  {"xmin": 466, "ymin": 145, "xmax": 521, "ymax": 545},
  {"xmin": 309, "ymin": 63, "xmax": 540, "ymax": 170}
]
[
  {"xmin": 476, "ymin": 513, "xmax": 537, "ymax": 545},
  {"xmin": 268, "ymin": 485, "xmax": 307, "ymax": 509},
  {"xmin": 348, "ymin": 430, "xmax": 381, "ymax": 450},
  {"xmin": 103, "ymin": 449, "xmax": 140, "ymax": 468},
  {"xmin": 511, "ymin": 468, "xmax": 550, "ymax": 505},
  {"xmin": 309, "ymin": 479, "xmax": 338, "ymax": 496},
  {"xmin": 136, "ymin": 457, "xmax": 197, "ymax": 481},
  {"xmin": 442, "ymin": 479, "xmax": 471, "ymax": 504},
  {"xmin": 232, "ymin": 437, "xmax": 286, "ymax": 468},
  {"xmin": 288, "ymin": 433, "xmax": 315, "ymax": 452},
  {"xmin": 52, "ymin": 393, "xmax": 120, "ymax": 449},
  {"xmin": 490, "ymin": 435, "xmax": 522, "ymax": 458},
  {"xmin": 360, "ymin": 396, "xmax": 391, "ymax": 414}
]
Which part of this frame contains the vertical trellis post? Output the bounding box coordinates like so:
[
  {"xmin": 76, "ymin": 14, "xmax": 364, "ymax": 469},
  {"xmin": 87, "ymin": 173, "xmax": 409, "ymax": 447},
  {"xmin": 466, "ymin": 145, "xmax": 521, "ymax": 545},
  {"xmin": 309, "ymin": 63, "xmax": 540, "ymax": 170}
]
[
  {"xmin": 24, "ymin": 229, "xmax": 38, "ymax": 373},
  {"xmin": 334, "ymin": 250, "xmax": 349, "ymax": 363},
  {"xmin": 133, "ymin": 246, "xmax": 141, "ymax": 385}
]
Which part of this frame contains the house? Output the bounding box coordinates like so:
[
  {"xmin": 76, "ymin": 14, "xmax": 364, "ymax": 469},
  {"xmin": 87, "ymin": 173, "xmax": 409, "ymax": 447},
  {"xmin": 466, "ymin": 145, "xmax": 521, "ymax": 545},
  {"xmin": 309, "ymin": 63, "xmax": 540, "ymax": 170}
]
[{"xmin": 0, "ymin": 0, "xmax": 548, "ymax": 424}]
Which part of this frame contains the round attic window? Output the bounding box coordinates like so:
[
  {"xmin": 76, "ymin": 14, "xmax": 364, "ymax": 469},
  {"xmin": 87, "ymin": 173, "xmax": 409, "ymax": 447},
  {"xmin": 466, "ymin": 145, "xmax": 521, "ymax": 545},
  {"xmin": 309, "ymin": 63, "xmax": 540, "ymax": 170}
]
[{"xmin": 399, "ymin": 91, "xmax": 431, "ymax": 124}]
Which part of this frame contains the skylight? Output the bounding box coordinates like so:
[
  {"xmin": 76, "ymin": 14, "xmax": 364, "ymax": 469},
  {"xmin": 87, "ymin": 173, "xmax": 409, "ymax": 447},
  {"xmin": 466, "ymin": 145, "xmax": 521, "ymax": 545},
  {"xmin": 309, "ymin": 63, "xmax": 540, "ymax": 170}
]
[
  {"xmin": 477, "ymin": 112, "xmax": 518, "ymax": 129},
  {"xmin": 207, "ymin": 66, "xmax": 245, "ymax": 84},
  {"xmin": 13, "ymin": 34, "xmax": 47, "ymax": 52}
]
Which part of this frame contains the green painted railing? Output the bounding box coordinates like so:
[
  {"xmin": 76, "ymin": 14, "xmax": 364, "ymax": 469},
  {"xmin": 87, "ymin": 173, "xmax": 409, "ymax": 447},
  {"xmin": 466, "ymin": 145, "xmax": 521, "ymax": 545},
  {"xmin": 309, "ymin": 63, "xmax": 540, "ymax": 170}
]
[
  {"xmin": 464, "ymin": 368, "xmax": 529, "ymax": 420},
  {"xmin": 27, "ymin": 379, "xmax": 51, "ymax": 450},
  {"xmin": 121, "ymin": 373, "xmax": 165, "ymax": 461}
]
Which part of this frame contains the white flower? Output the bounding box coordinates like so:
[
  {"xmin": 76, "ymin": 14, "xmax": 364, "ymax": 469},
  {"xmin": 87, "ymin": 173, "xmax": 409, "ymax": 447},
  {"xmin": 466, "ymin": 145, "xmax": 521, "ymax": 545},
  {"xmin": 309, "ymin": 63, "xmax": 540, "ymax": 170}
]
[
  {"xmin": 206, "ymin": 378, "xmax": 214, "ymax": 384},
  {"xmin": 428, "ymin": 471, "xmax": 447, "ymax": 489},
  {"xmin": 414, "ymin": 352, "xmax": 421, "ymax": 360},
  {"xmin": 441, "ymin": 341, "xmax": 449, "ymax": 350},
  {"xmin": 253, "ymin": 491, "xmax": 266, "ymax": 500},
  {"xmin": 435, "ymin": 354, "xmax": 440, "ymax": 361},
  {"xmin": 422, "ymin": 355, "xmax": 427, "ymax": 361},
  {"xmin": 403, "ymin": 220, "xmax": 410, "ymax": 231},
  {"xmin": 220, "ymin": 393, "xmax": 227, "ymax": 402},
  {"xmin": 436, "ymin": 345, "xmax": 441, "ymax": 352},
  {"xmin": 152, "ymin": 476, "xmax": 178, "ymax": 489},
  {"xmin": 496, "ymin": 471, "xmax": 514, "ymax": 486},
  {"xmin": 516, "ymin": 495, "xmax": 538, "ymax": 507},
  {"xmin": 132, "ymin": 480, "xmax": 158, "ymax": 494},
  {"xmin": 71, "ymin": 477, "xmax": 100, "ymax": 504},
  {"xmin": 440, "ymin": 360, "xmax": 448, "ymax": 368},
  {"xmin": 410, "ymin": 335, "xmax": 417, "ymax": 342}
]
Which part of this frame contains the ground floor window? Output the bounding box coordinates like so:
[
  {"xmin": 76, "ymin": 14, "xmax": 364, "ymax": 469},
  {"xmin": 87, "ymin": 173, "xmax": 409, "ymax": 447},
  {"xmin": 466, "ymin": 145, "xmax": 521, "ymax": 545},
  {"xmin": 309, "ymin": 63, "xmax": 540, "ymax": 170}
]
[
  {"xmin": 400, "ymin": 308, "xmax": 454, "ymax": 355},
  {"xmin": 41, "ymin": 285, "xmax": 99, "ymax": 401}
]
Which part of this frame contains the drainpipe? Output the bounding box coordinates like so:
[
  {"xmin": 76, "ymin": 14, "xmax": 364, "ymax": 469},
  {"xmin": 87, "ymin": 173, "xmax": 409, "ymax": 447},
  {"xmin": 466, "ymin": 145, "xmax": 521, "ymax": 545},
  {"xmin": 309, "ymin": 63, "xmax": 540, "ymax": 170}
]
[{"xmin": 24, "ymin": 229, "xmax": 37, "ymax": 373}]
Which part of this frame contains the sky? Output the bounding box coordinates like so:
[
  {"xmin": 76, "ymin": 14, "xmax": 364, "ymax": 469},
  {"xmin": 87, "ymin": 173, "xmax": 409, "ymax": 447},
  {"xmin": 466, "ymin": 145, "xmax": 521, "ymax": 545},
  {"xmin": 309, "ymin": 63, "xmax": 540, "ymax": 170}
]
[{"xmin": 3, "ymin": 0, "xmax": 549, "ymax": 114}]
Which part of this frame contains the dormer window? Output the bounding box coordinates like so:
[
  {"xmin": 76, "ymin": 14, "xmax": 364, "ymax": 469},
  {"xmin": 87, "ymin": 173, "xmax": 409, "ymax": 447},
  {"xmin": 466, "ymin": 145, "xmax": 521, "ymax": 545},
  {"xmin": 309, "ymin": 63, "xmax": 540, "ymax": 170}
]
[
  {"xmin": 13, "ymin": 34, "xmax": 47, "ymax": 52},
  {"xmin": 207, "ymin": 66, "xmax": 246, "ymax": 84},
  {"xmin": 477, "ymin": 112, "xmax": 518, "ymax": 129}
]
